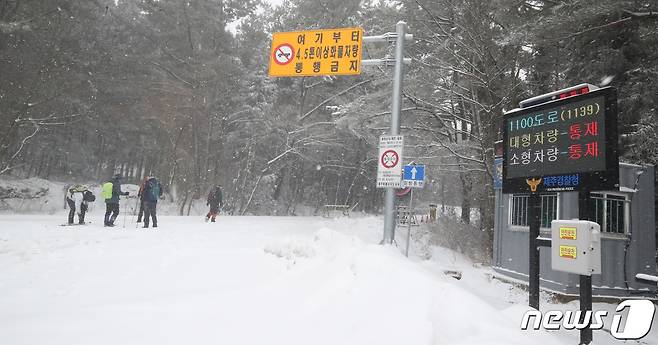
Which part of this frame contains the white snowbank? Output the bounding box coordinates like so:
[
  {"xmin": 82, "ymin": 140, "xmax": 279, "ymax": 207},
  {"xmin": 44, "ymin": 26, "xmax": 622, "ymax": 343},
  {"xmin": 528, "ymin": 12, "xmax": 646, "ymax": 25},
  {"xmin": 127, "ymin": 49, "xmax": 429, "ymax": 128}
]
[
  {"xmin": 0, "ymin": 177, "xmax": 70, "ymax": 214},
  {"xmin": 0, "ymin": 177, "xmax": 143, "ymax": 215},
  {"xmin": 0, "ymin": 177, "xmax": 207, "ymax": 216}
]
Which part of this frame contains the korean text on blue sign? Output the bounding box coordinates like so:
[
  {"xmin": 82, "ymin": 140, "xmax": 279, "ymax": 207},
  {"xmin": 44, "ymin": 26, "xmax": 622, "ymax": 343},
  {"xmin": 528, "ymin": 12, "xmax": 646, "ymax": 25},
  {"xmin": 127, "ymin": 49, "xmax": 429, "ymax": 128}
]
[
  {"xmin": 402, "ymin": 165, "xmax": 425, "ymax": 188},
  {"xmin": 543, "ymin": 174, "xmax": 580, "ymax": 191}
]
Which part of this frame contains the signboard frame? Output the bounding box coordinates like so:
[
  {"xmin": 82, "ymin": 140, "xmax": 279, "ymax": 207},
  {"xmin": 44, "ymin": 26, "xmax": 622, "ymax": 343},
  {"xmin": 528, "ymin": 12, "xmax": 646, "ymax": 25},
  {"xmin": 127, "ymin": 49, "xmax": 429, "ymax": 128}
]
[
  {"xmin": 376, "ymin": 135, "xmax": 404, "ymax": 188},
  {"xmin": 502, "ymin": 87, "xmax": 619, "ymax": 194},
  {"xmin": 268, "ymin": 27, "xmax": 364, "ymax": 77},
  {"xmin": 401, "ymin": 164, "xmax": 425, "ymax": 188}
]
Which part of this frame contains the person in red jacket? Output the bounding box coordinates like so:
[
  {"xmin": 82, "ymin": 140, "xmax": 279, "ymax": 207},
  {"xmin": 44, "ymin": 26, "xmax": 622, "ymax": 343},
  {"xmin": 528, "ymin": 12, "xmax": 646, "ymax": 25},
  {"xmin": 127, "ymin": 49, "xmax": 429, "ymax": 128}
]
[{"xmin": 205, "ymin": 185, "xmax": 223, "ymax": 222}]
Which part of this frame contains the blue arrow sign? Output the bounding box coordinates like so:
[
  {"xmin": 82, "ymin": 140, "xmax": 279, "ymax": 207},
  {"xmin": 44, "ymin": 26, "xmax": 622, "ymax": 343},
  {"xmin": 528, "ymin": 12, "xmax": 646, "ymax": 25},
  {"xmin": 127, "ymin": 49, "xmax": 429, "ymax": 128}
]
[{"xmin": 403, "ymin": 164, "xmax": 425, "ymax": 182}]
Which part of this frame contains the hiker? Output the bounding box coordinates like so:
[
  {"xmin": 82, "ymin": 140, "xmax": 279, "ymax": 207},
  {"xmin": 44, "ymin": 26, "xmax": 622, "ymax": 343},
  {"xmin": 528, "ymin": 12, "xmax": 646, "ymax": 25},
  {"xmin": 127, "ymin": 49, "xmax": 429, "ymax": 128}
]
[
  {"xmin": 102, "ymin": 174, "xmax": 129, "ymax": 227},
  {"xmin": 205, "ymin": 184, "xmax": 223, "ymax": 222},
  {"xmin": 136, "ymin": 176, "xmax": 149, "ymax": 223},
  {"xmin": 65, "ymin": 185, "xmax": 95, "ymax": 225},
  {"xmin": 141, "ymin": 176, "xmax": 162, "ymax": 228}
]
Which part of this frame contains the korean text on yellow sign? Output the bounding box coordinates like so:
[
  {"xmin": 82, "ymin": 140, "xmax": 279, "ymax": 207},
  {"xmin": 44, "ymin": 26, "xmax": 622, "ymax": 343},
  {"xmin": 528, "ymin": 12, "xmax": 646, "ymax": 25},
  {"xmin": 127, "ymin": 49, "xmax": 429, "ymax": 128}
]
[
  {"xmin": 269, "ymin": 27, "xmax": 363, "ymax": 77},
  {"xmin": 559, "ymin": 227, "xmax": 577, "ymax": 240},
  {"xmin": 559, "ymin": 245, "xmax": 577, "ymax": 259}
]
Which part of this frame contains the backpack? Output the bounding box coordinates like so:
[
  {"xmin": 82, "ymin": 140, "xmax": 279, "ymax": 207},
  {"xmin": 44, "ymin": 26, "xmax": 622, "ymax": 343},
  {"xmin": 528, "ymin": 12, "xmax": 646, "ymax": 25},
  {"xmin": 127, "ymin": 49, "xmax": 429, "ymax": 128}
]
[
  {"xmin": 102, "ymin": 182, "xmax": 113, "ymax": 200},
  {"xmin": 69, "ymin": 184, "xmax": 88, "ymax": 194},
  {"xmin": 147, "ymin": 179, "xmax": 160, "ymax": 201},
  {"xmin": 83, "ymin": 190, "xmax": 96, "ymax": 202},
  {"xmin": 210, "ymin": 188, "xmax": 222, "ymax": 204}
]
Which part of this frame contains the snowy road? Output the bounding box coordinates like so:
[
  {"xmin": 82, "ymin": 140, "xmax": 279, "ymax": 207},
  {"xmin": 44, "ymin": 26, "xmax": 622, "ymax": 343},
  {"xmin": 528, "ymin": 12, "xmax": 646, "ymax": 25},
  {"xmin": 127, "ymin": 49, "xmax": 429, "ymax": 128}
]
[{"xmin": 0, "ymin": 215, "xmax": 652, "ymax": 345}]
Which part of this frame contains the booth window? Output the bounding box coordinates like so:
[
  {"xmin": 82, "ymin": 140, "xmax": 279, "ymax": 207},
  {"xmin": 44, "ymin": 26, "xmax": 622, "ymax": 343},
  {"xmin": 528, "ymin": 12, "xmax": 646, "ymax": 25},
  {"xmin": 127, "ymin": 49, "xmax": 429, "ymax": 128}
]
[
  {"xmin": 589, "ymin": 193, "xmax": 629, "ymax": 234},
  {"xmin": 509, "ymin": 193, "xmax": 558, "ymax": 229}
]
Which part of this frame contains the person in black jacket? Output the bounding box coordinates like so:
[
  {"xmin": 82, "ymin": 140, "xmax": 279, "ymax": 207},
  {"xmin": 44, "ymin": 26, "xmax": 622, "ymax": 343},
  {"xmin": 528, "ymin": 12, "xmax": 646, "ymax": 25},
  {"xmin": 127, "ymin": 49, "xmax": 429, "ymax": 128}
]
[
  {"xmin": 102, "ymin": 174, "xmax": 129, "ymax": 227},
  {"xmin": 206, "ymin": 184, "xmax": 223, "ymax": 222},
  {"xmin": 141, "ymin": 177, "xmax": 162, "ymax": 228}
]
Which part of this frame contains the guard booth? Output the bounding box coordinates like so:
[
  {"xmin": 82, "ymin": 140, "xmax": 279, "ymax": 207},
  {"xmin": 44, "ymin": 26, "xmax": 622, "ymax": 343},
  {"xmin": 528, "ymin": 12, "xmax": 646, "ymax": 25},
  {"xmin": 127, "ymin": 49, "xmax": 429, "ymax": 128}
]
[
  {"xmin": 493, "ymin": 162, "xmax": 656, "ymax": 297},
  {"xmin": 492, "ymin": 83, "xmax": 657, "ymax": 298}
]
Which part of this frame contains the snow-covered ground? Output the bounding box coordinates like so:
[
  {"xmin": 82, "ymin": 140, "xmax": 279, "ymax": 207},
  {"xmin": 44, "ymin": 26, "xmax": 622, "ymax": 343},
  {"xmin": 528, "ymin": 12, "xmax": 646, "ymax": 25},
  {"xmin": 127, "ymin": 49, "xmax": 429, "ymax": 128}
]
[{"xmin": 1, "ymin": 214, "xmax": 655, "ymax": 345}]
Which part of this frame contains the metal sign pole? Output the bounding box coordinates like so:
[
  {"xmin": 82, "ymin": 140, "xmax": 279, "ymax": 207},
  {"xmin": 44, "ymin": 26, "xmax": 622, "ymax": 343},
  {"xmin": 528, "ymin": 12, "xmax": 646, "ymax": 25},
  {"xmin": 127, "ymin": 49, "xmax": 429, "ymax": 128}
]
[
  {"xmin": 578, "ymin": 190, "xmax": 593, "ymax": 345},
  {"xmin": 405, "ymin": 188, "xmax": 413, "ymax": 257},
  {"xmin": 528, "ymin": 192, "xmax": 541, "ymax": 310},
  {"xmin": 382, "ymin": 21, "xmax": 408, "ymax": 244}
]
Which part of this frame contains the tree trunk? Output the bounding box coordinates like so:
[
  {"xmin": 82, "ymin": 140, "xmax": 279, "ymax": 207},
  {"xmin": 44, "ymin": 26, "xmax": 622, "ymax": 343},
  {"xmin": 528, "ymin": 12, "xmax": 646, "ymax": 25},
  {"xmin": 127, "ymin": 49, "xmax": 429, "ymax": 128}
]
[
  {"xmin": 168, "ymin": 126, "xmax": 186, "ymax": 189},
  {"xmin": 241, "ymin": 173, "xmax": 263, "ymax": 216},
  {"xmin": 179, "ymin": 191, "xmax": 189, "ymax": 216},
  {"xmin": 186, "ymin": 188, "xmax": 194, "ymax": 216},
  {"xmin": 459, "ymin": 170, "xmax": 471, "ymax": 224}
]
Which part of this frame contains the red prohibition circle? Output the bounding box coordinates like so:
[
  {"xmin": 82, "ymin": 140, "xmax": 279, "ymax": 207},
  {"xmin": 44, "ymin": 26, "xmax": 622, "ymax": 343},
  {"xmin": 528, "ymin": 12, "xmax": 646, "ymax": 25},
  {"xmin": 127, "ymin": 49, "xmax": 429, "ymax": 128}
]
[
  {"xmin": 396, "ymin": 187, "xmax": 411, "ymax": 197},
  {"xmin": 273, "ymin": 43, "xmax": 294, "ymax": 65},
  {"xmin": 380, "ymin": 149, "xmax": 399, "ymax": 168}
]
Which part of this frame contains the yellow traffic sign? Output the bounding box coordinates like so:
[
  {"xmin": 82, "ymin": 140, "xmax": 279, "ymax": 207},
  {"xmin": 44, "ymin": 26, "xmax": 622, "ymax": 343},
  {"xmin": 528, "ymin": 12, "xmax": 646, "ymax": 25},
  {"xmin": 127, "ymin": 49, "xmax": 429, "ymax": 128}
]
[{"xmin": 268, "ymin": 27, "xmax": 363, "ymax": 77}]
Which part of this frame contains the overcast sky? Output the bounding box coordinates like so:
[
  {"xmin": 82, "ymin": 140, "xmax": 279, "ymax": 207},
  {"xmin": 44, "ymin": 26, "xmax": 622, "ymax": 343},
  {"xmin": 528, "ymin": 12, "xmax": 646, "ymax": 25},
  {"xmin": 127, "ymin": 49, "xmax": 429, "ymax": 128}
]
[{"xmin": 227, "ymin": 0, "xmax": 285, "ymax": 33}]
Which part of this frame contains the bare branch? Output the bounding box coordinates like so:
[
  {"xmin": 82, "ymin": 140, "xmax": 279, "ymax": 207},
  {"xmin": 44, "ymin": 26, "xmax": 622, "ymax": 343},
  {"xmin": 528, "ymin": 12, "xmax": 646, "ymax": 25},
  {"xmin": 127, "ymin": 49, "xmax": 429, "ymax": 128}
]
[
  {"xmin": 1, "ymin": 121, "xmax": 40, "ymax": 175},
  {"xmin": 548, "ymin": 17, "xmax": 632, "ymax": 41},
  {"xmin": 149, "ymin": 61, "xmax": 195, "ymax": 87},
  {"xmin": 0, "ymin": 7, "xmax": 61, "ymax": 33},
  {"xmin": 623, "ymin": 10, "xmax": 658, "ymax": 18},
  {"xmin": 17, "ymin": 113, "xmax": 81, "ymax": 123},
  {"xmin": 427, "ymin": 140, "xmax": 485, "ymax": 166},
  {"xmin": 299, "ymin": 78, "xmax": 376, "ymax": 121}
]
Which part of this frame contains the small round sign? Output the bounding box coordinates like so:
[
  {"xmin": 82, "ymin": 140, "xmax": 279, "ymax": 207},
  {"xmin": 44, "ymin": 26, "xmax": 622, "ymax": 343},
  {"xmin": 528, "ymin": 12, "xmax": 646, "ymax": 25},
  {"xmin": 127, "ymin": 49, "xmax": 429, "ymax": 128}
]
[
  {"xmin": 396, "ymin": 187, "xmax": 411, "ymax": 197},
  {"xmin": 273, "ymin": 43, "xmax": 294, "ymax": 65},
  {"xmin": 381, "ymin": 149, "xmax": 399, "ymax": 169}
]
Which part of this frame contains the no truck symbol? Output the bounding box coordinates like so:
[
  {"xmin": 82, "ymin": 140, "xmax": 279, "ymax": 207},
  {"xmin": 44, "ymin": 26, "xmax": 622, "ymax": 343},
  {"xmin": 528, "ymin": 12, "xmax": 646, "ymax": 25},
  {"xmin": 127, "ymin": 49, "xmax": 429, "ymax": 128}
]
[
  {"xmin": 381, "ymin": 150, "xmax": 399, "ymax": 169},
  {"xmin": 273, "ymin": 43, "xmax": 294, "ymax": 65}
]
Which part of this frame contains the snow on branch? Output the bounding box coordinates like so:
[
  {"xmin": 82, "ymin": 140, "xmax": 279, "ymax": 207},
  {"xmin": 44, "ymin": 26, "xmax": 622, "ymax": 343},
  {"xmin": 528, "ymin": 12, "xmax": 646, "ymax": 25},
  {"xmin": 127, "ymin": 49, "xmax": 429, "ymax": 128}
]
[
  {"xmin": 0, "ymin": 122, "xmax": 40, "ymax": 175},
  {"xmin": 623, "ymin": 10, "xmax": 658, "ymax": 18},
  {"xmin": 299, "ymin": 78, "xmax": 376, "ymax": 121}
]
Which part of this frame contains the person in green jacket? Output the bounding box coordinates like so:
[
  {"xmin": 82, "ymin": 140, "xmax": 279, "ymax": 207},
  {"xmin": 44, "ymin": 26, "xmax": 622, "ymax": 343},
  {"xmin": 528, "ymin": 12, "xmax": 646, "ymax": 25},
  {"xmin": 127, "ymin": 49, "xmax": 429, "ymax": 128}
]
[{"xmin": 102, "ymin": 174, "xmax": 129, "ymax": 227}]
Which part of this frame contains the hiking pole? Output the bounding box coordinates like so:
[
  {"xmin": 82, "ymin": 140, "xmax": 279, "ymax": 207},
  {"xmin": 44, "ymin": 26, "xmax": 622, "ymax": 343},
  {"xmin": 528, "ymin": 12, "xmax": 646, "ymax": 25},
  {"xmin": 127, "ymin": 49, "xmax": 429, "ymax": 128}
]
[
  {"xmin": 122, "ymin": 196, "xmax": 128, "ymax": 228},
  {"xmin": 133, "ymin": 197, "xmax": 139, "ymax": 229}
]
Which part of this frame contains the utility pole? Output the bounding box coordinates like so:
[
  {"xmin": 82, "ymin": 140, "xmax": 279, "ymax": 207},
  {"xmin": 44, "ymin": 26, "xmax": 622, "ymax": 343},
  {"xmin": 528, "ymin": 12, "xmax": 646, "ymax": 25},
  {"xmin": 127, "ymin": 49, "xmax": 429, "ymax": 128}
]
[{"xmin": 364, "ymin": 21, "xmax": 412, "ymax": 244}]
